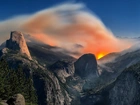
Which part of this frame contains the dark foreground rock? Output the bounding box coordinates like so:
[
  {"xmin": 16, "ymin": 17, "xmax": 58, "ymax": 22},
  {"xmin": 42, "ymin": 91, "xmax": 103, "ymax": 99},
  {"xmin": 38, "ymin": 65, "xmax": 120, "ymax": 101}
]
[{"xmin": 7, "ymin": 94, "xmax": 25, "ymax": 105}]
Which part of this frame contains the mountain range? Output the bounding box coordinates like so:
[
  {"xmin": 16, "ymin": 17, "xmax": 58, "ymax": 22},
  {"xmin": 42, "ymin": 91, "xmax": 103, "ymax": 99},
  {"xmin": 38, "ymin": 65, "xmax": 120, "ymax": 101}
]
[{"xmin": 0, "ymin": 31, "xmax": 140, "ymax": 105}]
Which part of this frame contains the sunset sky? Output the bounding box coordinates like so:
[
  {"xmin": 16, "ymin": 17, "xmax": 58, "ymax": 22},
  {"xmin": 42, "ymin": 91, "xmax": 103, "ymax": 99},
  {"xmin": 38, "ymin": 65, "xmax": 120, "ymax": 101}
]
[
  {"xmin": 0, "ymin": 0, "xmax": 139, "ymax": 37},
  {"xmin": 0, "ymin": 0, "xmax": 139, "ymax": 59}
]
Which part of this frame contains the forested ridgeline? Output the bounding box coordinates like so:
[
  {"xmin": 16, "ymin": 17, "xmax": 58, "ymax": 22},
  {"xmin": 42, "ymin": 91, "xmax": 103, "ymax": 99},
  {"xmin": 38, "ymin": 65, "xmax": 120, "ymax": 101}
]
[{"xmin": 0, "ymin": 59, "xmax": 37, "ymax": 105}]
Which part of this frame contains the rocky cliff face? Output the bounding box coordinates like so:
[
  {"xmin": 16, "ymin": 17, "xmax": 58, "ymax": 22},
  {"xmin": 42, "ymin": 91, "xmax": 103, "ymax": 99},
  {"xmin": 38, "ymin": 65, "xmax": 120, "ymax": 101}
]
[
  {"xmin": 6, "ymin": 31, "xmax": 32, "ymax": 60},
  {"xmin": 81, "ymin": 62, "xmax": 140, "ymax": 105},
  {"xmin": 109, "ymin": 63, "xmax": 140, "ymax": 105},
  {"xmin": 33, "ymin": 69, "xmax": 71, "ymax": 105},
  {"xmin": 1, "ymin": 51, "xmax": 71, "ymax": 105},
  {"xmin": 49, "ymin": 60, "xmax": 75, "ymax": 83}
]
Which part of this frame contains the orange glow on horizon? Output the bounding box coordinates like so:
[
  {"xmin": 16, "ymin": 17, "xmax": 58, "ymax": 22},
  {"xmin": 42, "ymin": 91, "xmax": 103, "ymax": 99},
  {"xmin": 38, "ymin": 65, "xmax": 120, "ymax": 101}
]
[{"xmin": 97, "ymin": 53, "xmax": 105, "ymax": 59}]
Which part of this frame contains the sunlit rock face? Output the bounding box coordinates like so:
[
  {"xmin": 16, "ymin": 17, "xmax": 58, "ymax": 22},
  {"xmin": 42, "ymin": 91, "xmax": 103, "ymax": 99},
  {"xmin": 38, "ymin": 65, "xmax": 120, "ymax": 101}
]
[
  {"xmin": 74, "ymin": 54, "xmax": 98, "ymax": 79},
  {"xmin": 6, "ymin": 31, "xmax": 32, "ymax": 60}
]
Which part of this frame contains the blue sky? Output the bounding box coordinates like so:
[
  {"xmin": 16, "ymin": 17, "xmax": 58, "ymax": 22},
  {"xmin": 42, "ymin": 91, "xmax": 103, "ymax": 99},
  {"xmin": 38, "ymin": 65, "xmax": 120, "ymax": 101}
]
[{"xmin": 0, "ymin": 0, "xmax": 139, "ymax": 37}]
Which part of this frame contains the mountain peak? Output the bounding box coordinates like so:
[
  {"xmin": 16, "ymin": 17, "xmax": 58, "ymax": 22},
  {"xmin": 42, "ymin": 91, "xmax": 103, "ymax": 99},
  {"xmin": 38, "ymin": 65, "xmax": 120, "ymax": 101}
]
[
  {"xmin": 74, "ymin": 53, "xmax": 98, "ymax": 79},
  {"xmin": 6, "ymin": 31, "xmax": 32, "ymax": 60}
]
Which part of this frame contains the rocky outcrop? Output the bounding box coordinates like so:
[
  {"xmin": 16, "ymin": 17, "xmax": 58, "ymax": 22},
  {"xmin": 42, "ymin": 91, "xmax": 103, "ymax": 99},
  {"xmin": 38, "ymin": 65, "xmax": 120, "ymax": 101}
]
[
  {"xmin": 74, "ymin": 54, "xmax": 98, "ymax": 79},
  {"xmin": 7, "ymin": 94, "xmax": 25, "ymax": 105},
  {"xmin": 0, "ymin": 101, "xmax": 8, "ymax": 105},
  {"xmin": 49, "ymin": 60, "xmax": 75, "ymax": 83},
  {"xmin": 6, "ymin": 31, "xmax": 32, "ymax": 60}
]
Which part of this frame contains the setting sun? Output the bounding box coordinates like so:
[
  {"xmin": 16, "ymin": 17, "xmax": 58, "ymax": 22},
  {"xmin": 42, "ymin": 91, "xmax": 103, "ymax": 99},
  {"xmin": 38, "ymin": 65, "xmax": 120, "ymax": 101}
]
[{"xmin": 97, "ymin": 53, "xmax": 105, "ymax": 59}]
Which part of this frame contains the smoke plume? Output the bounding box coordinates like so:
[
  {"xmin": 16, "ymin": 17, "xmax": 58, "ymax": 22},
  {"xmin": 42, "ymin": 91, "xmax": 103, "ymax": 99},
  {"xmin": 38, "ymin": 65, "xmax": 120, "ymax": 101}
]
[{"xmin": 0, "ymin": 3, "xmax": 133, "ymax": 58}]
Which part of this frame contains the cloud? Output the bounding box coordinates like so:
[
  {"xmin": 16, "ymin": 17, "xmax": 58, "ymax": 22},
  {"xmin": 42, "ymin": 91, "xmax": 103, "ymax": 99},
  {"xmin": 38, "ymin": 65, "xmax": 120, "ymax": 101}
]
[{"xmin": 0, "ymin": 3, "xmax": 133, "ymax": 58}]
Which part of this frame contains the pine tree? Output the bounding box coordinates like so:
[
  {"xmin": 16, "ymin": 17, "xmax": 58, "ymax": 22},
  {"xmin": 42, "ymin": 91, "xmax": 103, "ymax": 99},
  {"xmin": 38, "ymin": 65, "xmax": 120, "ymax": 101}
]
[{"xmin": 0, "ymin": 59, "xmax": 11, "ymax": 99}]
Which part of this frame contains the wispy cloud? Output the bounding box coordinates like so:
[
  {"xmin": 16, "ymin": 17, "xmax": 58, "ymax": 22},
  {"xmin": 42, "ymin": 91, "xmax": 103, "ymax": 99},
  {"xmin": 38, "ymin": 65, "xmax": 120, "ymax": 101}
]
[{"xmin": 0, "ymin": 3, "xmax": 133, "ymax": 58}]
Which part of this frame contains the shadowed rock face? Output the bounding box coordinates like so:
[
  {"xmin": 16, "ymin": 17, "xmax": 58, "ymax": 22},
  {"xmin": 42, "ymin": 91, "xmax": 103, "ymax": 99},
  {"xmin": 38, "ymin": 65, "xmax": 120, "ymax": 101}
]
[
  {"xmin": 81, "ymin": 62, "xmax": 140, "ymax": 105},
  {"xmin": 109, "ymin": 71, "xmax": 140, "ymax": 105},
  {"xmin": 6, "ymin": 31, "xmax": 32, "ymax": 60},
  {"xmin": 74, "ymin": 54, "xmax": 98, "ymax": 79}
]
